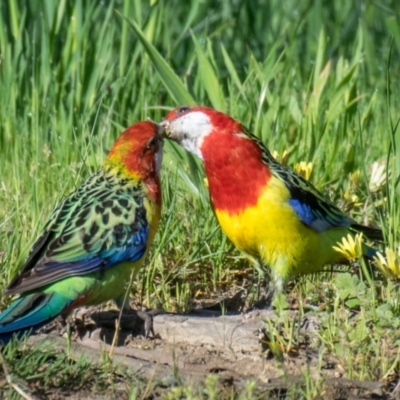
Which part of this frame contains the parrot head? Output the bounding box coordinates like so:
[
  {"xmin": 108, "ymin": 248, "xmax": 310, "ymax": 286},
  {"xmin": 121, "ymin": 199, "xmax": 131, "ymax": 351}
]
[
  {"xmin": 161, "ymin": 106, "xmax": 243, "ymax": 159},
  {"xmin": 161, "ymin": 106, "xmax": 271, "ymax": 211},
  {"xmin": 107, "ymin": 121, "xmax": 164, "ymax": 177}
]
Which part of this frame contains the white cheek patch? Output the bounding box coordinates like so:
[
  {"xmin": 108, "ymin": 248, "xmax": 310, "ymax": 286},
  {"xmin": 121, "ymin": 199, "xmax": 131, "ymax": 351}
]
[
  {"xmin": 170, "ymin": 111, "xmax": 213, "ymax": 159},
  {"xmin": 181, "ymin": 140, "xmax": 203, "ymax": 159}
]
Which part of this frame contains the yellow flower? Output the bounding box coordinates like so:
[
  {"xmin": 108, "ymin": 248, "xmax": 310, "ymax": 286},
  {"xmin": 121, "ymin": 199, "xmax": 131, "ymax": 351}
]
[
  {"xmin": 349, "ymin": 170, "xmax": 360, "ymax": 188},
  {"xmin": 204, "ymin": 177, "xmax": 209, "ymax": 188},
  {"xmin": 272, "ymin": 150, "xmax": 289, "ymax": 165},
  {"xmin": 373, "ymin": 247, "xmax": 400, "ymax": 280},
  {"xmin": 333, "ymin": 233, "xmax": 363, "ymax": 261},
  {"xmin": 369, "ymin": 161, "xmax": 387, "ymax": 193},
  {"xmin": 342, "ymin": 188, "xmax": 362, "ymax": 209},
  {"xmin": 293, "ymin": 161, "xmax": 313, "ymax": 181}
]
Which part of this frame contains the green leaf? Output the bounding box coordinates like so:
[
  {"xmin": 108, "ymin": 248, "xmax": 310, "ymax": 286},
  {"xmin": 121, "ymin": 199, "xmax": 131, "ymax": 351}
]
[
  {"xmin": 121, "ymin": 13, "xmax": 195, "ymax": 105},
  {"xmin": 220, "ymin": 43, "xmax": 245, "ymax": 97},
  {"xmin": 335, "ymin": 273, "xmax": 366, "ymax": 309},
  {"xmin": 313, "ymin": 29, "xmax": 326, "ymax": 90},
  {"xmin": 345, "ymin": 298, "xmax": 360, "ymax": 309},
  {"xmin": 163, "ymin": 140, "xmax": 206, "ymax": 199},
  {"xmin": 191, "ymin": 33, "xmax": 226, "ymax": 111},
  {"xmin": 272, "ymin": 293, "xmax": 289, "ymax": 316}
]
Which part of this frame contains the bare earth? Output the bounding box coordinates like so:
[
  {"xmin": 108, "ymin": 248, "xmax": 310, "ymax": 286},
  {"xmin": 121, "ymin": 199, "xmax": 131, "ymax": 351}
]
[{"xmin": 20, "ymin": 301, "xmax": 393, "ymax": 400}]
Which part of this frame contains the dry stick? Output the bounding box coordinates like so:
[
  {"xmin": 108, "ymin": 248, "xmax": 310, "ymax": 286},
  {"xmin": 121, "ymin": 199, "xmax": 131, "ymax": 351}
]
[
  {"xmin": 109, "ymin": 269, "xmax": 136, "ymax": 357},
  {"xmin": 0, "ymin": 350, "xmax": 36, "ymax": 400},
  {"xmin": 140, "ymin": 364, "xmax": 158, "ymax": 400}
]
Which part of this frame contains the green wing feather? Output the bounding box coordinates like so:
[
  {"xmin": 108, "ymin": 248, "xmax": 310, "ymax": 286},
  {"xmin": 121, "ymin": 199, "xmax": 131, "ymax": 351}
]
[{"xmin": 5, "ymin": 166, "xmax": 150, "ymax": 295}]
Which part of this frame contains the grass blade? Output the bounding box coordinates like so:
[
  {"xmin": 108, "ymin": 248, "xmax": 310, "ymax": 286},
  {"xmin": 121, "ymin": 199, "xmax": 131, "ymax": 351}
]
[{"xmin": 120, "ymin": 13, "xmax": 195, "ymax": 105}]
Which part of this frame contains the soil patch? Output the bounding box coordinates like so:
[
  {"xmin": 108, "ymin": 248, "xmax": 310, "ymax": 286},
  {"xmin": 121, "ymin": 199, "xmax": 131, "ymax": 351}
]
[{"xmin": 19, "ymin": 304, "xmax": 392, "ymax": 399}]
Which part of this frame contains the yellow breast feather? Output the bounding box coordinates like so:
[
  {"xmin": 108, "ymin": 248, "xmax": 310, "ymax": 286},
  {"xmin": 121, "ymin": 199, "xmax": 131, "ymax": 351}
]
[{"xmin": 215, "ymin": 176, "xmax": 348, "ymax": 280}]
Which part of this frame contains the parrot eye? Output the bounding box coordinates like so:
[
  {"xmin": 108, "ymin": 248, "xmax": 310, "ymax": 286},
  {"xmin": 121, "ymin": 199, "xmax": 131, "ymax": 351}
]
[
  {"xmin": 146, "ymin": 137, "xmax": 158, "ymax": 149},
  {"xmin": 177, "ymin": 106, "xmax": 190, "ymax": 115}
]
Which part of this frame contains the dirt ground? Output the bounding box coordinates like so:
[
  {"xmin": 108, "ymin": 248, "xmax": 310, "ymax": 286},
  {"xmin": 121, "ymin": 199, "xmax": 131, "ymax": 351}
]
[{"xmin": 19, "ymin": 295, "xmax": 395, "ymax": 400}]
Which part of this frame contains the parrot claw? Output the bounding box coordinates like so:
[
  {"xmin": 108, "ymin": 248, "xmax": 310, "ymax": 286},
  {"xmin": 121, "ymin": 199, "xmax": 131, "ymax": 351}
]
[
  {"xmin": 121, "ymin": 308, "xmax": 160, "ymax": 338},
  {"xmin": 248, "ymin": 281, "xmax": 277, "ymax": 311},
  {"xmin": 136, "ymin": 311, "xmax": 155, "ymax": 338}
]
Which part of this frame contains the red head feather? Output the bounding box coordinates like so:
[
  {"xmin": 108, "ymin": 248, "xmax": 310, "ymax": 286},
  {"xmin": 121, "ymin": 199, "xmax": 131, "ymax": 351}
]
[
  {"xmin": 163, "ymin": 107, "xmax": 271, "ymax": 213},
  {"xmin": 107, "ymin": 121, "xmax": 163, "ymax": 204}
]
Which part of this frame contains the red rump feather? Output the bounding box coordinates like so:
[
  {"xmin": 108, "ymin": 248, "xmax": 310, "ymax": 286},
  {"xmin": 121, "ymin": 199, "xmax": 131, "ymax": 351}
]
[{"xmin": 200, "ymin": 118, "xmax": 271, "ymax": 214}]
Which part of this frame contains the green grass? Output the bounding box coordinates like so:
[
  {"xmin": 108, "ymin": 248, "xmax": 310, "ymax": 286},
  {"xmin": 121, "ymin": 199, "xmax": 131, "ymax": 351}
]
[
  {"xmin": 0, "ymin": 336, "xmax": 127, "ymax": 399},
  {"xmin": 1, "ymin": 0, "xmax": 400, "ymax": 398}
]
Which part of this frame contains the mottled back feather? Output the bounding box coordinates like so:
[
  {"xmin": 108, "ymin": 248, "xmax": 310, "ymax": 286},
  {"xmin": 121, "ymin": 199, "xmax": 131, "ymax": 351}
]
[
  {"xmin": 241, "ymin": 127, "xmax": 383, "ymax": 240},
  {"xmin": 5, "ymin": 165, "xmax": 151, "ymax": 295}
]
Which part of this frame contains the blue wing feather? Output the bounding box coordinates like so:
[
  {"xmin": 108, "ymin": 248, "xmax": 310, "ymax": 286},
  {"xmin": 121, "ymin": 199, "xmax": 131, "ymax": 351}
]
[
  {"xmin": 288, "ymin": 198, "xmax": 350, "ymax": 232},
  {"xmin": 99, "ymin": 225, "xmax": 149, "ymax": 265},
  {"xmin": 288, "ymin": 199, "xmax": 315, "ymax": 227},
  {"xmin": 12, "ymin": 225, "xmax": 150, "ymax": 288},
  {"xmin": 270, "ymin": 161, "xmax": 353, "ymax": 232}
]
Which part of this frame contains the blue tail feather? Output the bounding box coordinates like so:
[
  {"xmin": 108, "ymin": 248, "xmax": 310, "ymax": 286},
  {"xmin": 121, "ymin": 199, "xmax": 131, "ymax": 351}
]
[
  {"xmin": 364, "ymin": 244, "xmax": 378, "ymax": 259},
  {"xmin": 0, "ymin": 293, "xmax": 71, "ymax": 344}
]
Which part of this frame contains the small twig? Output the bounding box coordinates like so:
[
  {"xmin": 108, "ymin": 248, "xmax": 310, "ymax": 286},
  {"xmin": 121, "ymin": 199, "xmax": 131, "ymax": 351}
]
[
  {"xmin": 0, "ymin": 350, "xmax": 37, "ymax": 400},
  {"xmin": 109, "ymin": 268, "xmax": 136, "ymax": 357},
  {"xmin": 108, "ymin": 318, "xmax": 120, "ymax": 357},
  {"xmin": 140, "ymin": 360, "xmax": 158, "ymax": 400}
]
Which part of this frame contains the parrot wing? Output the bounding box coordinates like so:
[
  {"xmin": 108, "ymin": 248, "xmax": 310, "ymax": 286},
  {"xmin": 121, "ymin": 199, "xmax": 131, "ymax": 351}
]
[
  {"xmin": 242, "ymin": 126, "xmax": 382, "ymax": 240},
  {"xmin": 5, "ymin": 169, "xmax": 150, "ymax": 295},
  {"xmin": 270, "ymin": 161, "xmax": 353, "ymax": 231},
  {"xmin": 269, "ymin": 156, "xmax": 383, "ymax": 240}
]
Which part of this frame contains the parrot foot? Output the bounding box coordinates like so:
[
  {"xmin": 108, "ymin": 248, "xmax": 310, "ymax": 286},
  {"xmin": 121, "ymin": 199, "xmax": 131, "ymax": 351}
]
[
  {"xmin": 121, "ymin": 308, "xmax": 159, "ymax": 338},
  {"xmin": 136, "ymin": 310, "xmax": 155, "ymax": 338},
  {"xmin": 251, "ymin": 291, "xmax": 275, "ymax": 310},
  {"xmin": 249, "ymin": 281, "xmax": 279, "ymax": 310}
]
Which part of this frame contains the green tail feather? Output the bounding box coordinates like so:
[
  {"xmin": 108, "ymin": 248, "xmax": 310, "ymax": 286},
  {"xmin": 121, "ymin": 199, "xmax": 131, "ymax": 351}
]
[{"xmin": 0, "ymin": 292, "xmax": 71, "ymax": 344}]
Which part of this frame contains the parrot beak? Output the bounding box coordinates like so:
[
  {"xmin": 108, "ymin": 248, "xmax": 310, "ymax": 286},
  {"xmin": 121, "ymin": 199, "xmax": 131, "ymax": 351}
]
[
  {"xmin": 160, "ymin": 120, "xmax": 179, "ymax": 142},
  {"xmin": 146, "ymin": 119, "xmax": 166, "ymax": 139},
  {"xmin": 156, "ymin": 123, "xmax": 166, "ymax": 138},
  {"xmin": 160, "ymin": 121, "xmax": 174, "ymax": 140},
  {"xmin": 159, "ymin": 120, "xmax": 170, "ymax": 136}
]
